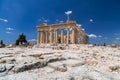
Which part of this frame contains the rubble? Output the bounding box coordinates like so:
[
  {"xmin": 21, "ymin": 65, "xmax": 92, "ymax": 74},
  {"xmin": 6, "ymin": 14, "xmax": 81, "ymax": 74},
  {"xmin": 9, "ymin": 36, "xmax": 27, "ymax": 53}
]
[{"xmin": 0, "ymin": 44, "xmax": 120, "ymax": 80}]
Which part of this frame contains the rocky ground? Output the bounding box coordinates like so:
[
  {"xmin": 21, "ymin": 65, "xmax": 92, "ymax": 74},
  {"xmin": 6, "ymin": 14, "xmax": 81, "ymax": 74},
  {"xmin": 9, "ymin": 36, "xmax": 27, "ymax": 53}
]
[{"xmin": 0, "ymin": 44, "xmax": 120, "ymax": 80}]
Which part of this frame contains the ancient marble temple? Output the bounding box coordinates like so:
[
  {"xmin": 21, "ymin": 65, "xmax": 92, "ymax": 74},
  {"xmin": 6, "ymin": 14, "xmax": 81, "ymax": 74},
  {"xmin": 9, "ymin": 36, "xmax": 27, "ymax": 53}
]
[{"xmin": 37, "ymin": 21, "xmax": 88, "ymax": 44}]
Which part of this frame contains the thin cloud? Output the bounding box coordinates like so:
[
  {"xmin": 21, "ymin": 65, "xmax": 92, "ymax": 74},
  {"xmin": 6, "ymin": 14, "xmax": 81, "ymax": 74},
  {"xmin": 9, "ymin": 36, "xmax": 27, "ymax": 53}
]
[
  {"xmin": 76, "ymin": 24, "xmax": 85, "ymax": 31},
  {"xmin": 6, "ymin": 27, "xmax": 14, "ymax": 31},
  {"xmin": 6, "ymin": 31, "xmax": 11, "ymax": 34},
  {"xmin": 54, "ymin": 19, "xmax": 59, "ymax": 23},
  {"xmin": 0, "ymin": 18, "xmax": 8, "ymax": 22},
  {"xmin": 28, "ymin": 39, "xmax": 37, "ymax": 42},
  {"xmin": 104, "ymin": 37, "xmax": 108, "ymax": 40},
  {"xmin": 98, "ymin": 35, "xmax": 102, "ymax": 38},
  {"xmin": 77, "ymin": 24, "xmax": 82, "ymax": 29},
  {"xmin": 55, "ymin": 19, "xmax": 64, "ymax": 24},
  {"xmin": 38, "ymin": 17, "xmax": 49, "ymax": 23},
  {"xmin": 113, "ymin": 38, "xmax": 120, "ymax": 44},
  {"xmin": 44, "ymin": 20, "xmax": 48, "ymax": 23},
  {"xmin": 116, "ymin": 38, "xmax": 120, "ymax": 40},
  {"xmin": 59, "ymin": 21, "xmax": 64, "ymax": 23},
  {"xmin": 114, "ymin": 33, "xmax": 120, "ymax": 36},
  {"xmin": 38, "ymin": 19, "xmax": 41, "ymax": 21},
  {"xmin": 42, "ymin": 17, "xmax": 49, "ymax": 23},
  {"xmin": 88, "ymin": 34, "xmax": 97, "ymax": 38},
  {"xmin": 56, "ymin": 19, "xmax": 59, "ymax": 22}
]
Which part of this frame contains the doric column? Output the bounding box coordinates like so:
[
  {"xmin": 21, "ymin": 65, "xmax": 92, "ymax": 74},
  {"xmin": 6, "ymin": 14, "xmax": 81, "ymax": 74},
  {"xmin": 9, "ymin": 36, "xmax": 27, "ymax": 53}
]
[
  {"xmin": 40, "ymin": 31, "xmax": 42, "ymax": 44},
  {"xmin": 55, "ymin": 29, "xmax": 58, "ymax": 43},
  {"xmin": 64, "ymin": 35, "xmax": 66, "ymax": 43},
  {"xmin": 72, "ymin": 29, "xmax": 75, "ymax": 44},
  {"xmin": 37, "ymin": 31, "xmax": 40, "ymax": 44},
  {"xmin": 45, "ymin": 31, "xmax": 48, "ymax": 43},
  {"xmin": 61, "ymin": 29, "xmax": 64, "ymax": 44},
  {"xmin": 67, "ymin": 28, "xmax": 70, "ymax": 44},
  {"xmin": 70, "ymin": 34, "xmax": 72, "ymax": 43},
  {"xmin": 54, "ymin": 30, "xmax": 56, "ymax": 43},
  {"xmin": 42, "ymin": 31, "xmax": 45, "ymax": 43},
  {"xmin": 44, "ymin": 31, "xmax": 46, "ymax": 43},
  {"xmin": 50, "ymin": 29, "xmax": 52, "ymax": 43},
  {"xmin": 40, "ymin": 31, "xmax": 42, "ymax": 43}
]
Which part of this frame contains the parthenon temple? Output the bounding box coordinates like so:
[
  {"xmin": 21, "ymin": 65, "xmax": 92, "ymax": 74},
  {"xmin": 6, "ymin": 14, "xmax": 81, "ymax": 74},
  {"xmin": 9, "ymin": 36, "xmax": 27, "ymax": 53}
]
[{"xmin": 37, "ymin": 21, "xmax": 88, "ymax": 44}]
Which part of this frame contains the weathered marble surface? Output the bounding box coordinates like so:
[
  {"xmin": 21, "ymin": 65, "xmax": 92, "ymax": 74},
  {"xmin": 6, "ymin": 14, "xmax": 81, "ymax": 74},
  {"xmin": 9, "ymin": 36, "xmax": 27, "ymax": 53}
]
[{"xmin": 0, "ymin": 44, "xmax": 120, "ymax": 80}]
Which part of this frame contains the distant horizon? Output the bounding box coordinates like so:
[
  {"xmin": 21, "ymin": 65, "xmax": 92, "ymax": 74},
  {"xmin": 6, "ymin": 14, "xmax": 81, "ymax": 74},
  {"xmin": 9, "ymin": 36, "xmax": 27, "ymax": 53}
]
[{"xmin": 0, "ymin": 0, "xmax": 120, "ymax": 45}]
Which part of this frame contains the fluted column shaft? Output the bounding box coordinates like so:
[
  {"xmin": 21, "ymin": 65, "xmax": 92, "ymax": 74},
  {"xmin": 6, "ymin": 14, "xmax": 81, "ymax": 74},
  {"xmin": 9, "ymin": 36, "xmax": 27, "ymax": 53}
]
[
  {"xmin": 61, "ymin": 29, "xmax": 64, "ymax": 44},
  {"xmin": 67, "ymin": 28, "xmax": 70, "ymax": 44},
  {"xmin": 40, "ymin": 32, "xmax": 42, "ymax": 43},
  {"xmin": 72, "ymin": 29, "xmax": 75, "ymax": 44},
  {"xmin": 38, "ymin": 31, "xmax": 40, "ymax": 44},
  {"xmin": 54, "ymin": 30, "xmax": 56, "ymax": 43},
  {"xmin": 45, "ymin": 31, "xmax": 48, "ymax": 43},
  {"xmin": 55, "ymin": 29, "xmax": 58, "ymax": 43},
  {"xmin": 64, "ymin": 36, "xmax": 66, "ymax": 43},
  {"xmin": 42, "ymin": 31, "xmax": 45, "ymax": 43},
  {"xmin": 50, "ymin": 30, "xmax": 52, "ymax": 43}
]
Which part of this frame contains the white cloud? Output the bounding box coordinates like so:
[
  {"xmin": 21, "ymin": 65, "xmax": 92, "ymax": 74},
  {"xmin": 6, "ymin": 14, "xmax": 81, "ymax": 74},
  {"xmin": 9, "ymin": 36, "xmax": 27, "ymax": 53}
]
[
  {"xmin": 6, "ymin": 27, "xmax": 14, "ymax": 30},
  {"xmin": 6, "ymin": 31, "xmax": 11, "ymax": 34},
  {"xmin": 88, "ymin": 34, "xmax": 102, "ymax": 39},
  {"xmin": 65, "ymin": 11, "xmax": 72, "ymax": 21},
  {"xmin": 0, "ymin": 18, "xmax": 8, "ymax": 22},
  {"xmin": 65, "ymin": 11, "xmax": 72, "ymax": 15},
  {"xmin": 82, "ymin": 28, "xmax": 85, "ymax": 31},
  {"xmin": 77, "ymin": 24, "xmax": 82, "ymax": 29},
  {"xmin": 89, "ymin": 19, "xmax": 93, "ymax": 22},
  {"xmin": 88, "ymin": 34, "xmax": 97, "ymax": 38},
  {"xmin": 76, "ymin": 24, "xmax": 85, "ymax": 31},
  {"xmin": 77, "ymin": 24, "xmax": 82, "ymax": 27},
  {"xmin": 28, "ymin": 39, "xmax": 37, "ymax": 42}
]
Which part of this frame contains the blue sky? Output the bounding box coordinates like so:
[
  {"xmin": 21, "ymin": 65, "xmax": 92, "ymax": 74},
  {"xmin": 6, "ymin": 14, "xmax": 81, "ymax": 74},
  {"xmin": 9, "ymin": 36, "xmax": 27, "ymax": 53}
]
[{"xmin": 0, "ymin": 0, "xmax": 120, "ymax": 45}]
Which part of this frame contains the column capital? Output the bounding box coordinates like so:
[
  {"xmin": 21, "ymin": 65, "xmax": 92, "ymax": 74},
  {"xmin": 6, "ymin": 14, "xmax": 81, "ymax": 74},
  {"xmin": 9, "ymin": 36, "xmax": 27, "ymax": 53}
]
[
  {"xmin": 45, "ymin": 30, "xmax": 49, "ymax": 32},
  {"xmin": 67, "ymin": 28, "xmax": 70, "ymax": 31},
  {"xmin": 54, "ymin": 28, "xmax": 58, "ymax": 31},
  {"xmin": 50, "ymin": 27, "xmax": 53, "ymax": 31},
  {"xmin": 50, "ymin": 29, "xmax": 53, "ymax": 31},
  {"xmin": 68, "ymin": 26, "xmax": 70, "ymax": 29}
]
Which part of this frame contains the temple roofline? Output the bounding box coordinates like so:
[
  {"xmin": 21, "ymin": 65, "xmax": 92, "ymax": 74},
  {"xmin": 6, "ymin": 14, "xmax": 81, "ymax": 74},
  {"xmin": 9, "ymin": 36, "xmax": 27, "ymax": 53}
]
[{"xmin": 37, "ymin": 20, "xmax": 88, "ymax": 44}]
